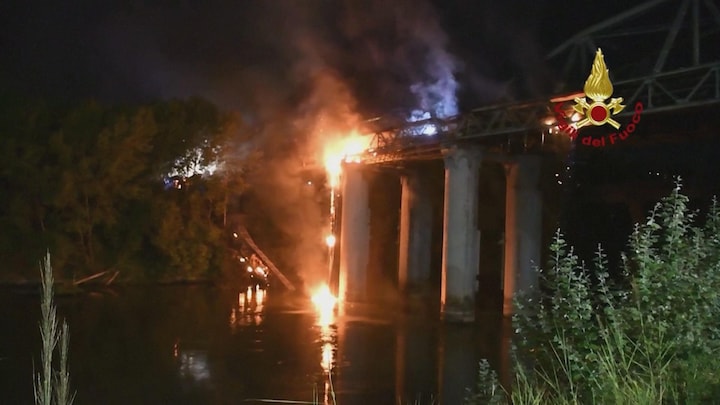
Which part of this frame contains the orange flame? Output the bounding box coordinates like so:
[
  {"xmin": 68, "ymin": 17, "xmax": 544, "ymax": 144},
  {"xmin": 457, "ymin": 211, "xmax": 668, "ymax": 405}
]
[
  {"xmin": 311, "ymin": 284, "xmax": 337, "ymax": 327},
  {"xmin": 323, "ymin": 131, "xmax": 371, "ymax": 188}
]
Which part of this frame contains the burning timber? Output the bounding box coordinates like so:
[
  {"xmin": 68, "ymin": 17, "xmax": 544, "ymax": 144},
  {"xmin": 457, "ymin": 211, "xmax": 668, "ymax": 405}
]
[{"xmin": 234, "ymin": 226, "xmax": 296, "ymax": 291}]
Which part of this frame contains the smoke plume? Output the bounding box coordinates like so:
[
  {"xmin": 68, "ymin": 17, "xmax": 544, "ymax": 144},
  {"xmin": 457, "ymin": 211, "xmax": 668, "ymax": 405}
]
[
  {"xmin": 243, "ymin": 0, "xmax": 465, "ymax": 291},
  {"xmin": 9, "ymin": 0, "xmax": 536, "ymax": 291}
]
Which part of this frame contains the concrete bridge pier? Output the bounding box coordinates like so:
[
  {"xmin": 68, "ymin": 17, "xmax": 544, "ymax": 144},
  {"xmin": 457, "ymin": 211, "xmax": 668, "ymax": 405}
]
[
  {"xmin": 338, "ymin": 162, "xmax": 370, "ymax": 303},
  {"xmin": 503, "ymin": 155, "xmax": 542, "ymax": 317},
  {"xmin": 398, "ymin": 166, "xmax": 433, "ymax": 299},
  {"xmin": 441, "ymin": 147, "xmax": 481, "ymax": 322}
]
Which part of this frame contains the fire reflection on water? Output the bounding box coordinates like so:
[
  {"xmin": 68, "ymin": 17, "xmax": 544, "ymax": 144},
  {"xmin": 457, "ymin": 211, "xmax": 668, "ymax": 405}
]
[
  {"xmin": 321, "ymin": 341, "xmax": 333, "ymax": 373},
  {"xmin": 312, "ymin": 284, "xmax": 338, "ymax": 404},
  {"xmin": 230, "ymin": 285, "xmax": 267, "ymax": 330}
]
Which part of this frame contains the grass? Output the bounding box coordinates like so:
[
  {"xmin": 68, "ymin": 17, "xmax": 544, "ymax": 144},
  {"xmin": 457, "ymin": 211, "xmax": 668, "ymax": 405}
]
[
  {"xmin": 504, "ymin": 321, "xmax": 675, "ymax": 405},
  {"xmin": 34, "ymin": 252, "xmax": 75, "ymax": 405}
]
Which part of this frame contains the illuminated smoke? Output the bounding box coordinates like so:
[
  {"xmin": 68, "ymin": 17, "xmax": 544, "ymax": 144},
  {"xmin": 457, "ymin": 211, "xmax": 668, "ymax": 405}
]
[
  {"xmin": 403, "ymin": 1, "xmax": 459, "ymax": 134},
  {"xmin": 408, "ymin": 40, "xmax": 459, "ymax": 119},
  {"xmin": 339, "ymin": 0, "xmax": 460, "ymax": 122},
  {"xmin": 392, "ymin": 0, "xmax": 460, "ymax": 120},
  {"xmin": 279, "ymin": 9, "xmax": 368, "ymax": 292}
]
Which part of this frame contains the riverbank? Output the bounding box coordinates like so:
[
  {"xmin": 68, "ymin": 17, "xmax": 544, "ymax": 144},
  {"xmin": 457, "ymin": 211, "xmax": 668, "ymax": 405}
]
[{"xmin": 0, "ymin": 277, "xmax": 217, "ymax": 296}]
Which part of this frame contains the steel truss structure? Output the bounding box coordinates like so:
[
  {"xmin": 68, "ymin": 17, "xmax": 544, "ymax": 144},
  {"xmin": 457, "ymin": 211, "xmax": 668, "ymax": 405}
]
[{"xmin": 360, "ymin": 0, "xmax": 720, "ymax": 165}]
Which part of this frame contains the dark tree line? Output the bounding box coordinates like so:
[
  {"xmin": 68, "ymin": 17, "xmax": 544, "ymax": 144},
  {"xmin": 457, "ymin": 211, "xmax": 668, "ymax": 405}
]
[{"xmin": 0, "ymin": 97, "xmax": 255, "ymax": 282}]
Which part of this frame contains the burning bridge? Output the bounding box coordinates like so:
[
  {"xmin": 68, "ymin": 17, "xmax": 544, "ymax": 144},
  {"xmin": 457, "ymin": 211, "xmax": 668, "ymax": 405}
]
[{"xmin": 331, "ymin": 0, "xmax": 720, "ymax": 322}]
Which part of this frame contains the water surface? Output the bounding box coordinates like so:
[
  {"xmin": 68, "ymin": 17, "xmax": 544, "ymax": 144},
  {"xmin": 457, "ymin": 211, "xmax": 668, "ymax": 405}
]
[{"xmin": 0, "ymin": 284, "xmax": 508, "ymax": 404}]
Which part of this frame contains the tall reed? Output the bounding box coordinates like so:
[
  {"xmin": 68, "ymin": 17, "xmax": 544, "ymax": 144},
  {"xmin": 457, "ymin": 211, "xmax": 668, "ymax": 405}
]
[{"xmin": 34, "ymin": 252, "xmax": 75, "ymax": 405}]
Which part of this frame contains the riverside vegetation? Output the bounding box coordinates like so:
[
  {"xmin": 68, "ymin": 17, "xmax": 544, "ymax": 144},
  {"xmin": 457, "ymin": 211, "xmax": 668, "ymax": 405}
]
[
  {"xmin": 466, "ymin": 180, "xmax": 720, "ymax": 404},
  {"xmin": 0, "ymin": 98, "xmax": 256, "ymax": 283},
  {"xmin": 32, "ymin": 181, "xmax": 719, "ymax": 404}
]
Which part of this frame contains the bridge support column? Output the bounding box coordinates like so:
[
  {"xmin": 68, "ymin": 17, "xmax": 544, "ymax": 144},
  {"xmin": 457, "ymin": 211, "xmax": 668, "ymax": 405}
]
[
  {"xmin": 503, "ymin": 156, "xmax": 542, "ymax": 317},
  {"xmin": 339, "ymin": 163, "xmax": 370, "ymax": 303},
  {"xmin": 441, "ymin": 147, "xmax": 481, "ymax": 322},
  {"xmin": 398, "ymin": 167, "xmax": 433, "ymax": 295}
]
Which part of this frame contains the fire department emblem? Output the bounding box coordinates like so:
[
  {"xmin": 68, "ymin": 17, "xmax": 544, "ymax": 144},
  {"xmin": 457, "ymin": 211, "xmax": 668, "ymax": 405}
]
[{"xmin": 573, "ymin": 49, "xmax": 625, "ymax": 129}]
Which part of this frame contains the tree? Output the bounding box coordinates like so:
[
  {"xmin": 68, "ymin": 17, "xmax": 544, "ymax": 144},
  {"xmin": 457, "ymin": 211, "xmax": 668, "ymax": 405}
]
[
  {"xmin": 0, "ymin": 97, "xmax": 255, "ymax": 281},
  {"xmin": 51, "ymin": 104, "xmax": 155, "ymax": 275}
]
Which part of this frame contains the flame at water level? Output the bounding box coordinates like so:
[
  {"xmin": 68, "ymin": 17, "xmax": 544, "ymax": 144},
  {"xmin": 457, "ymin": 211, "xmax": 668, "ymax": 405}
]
[{"xmin": 312, "ymin": 284, "xmax": 338, "ymax": 326}]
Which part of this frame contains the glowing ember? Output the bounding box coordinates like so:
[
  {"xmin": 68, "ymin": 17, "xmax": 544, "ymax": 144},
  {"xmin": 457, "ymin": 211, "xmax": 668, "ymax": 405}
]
[
  {"xmin": 312, "ymin": 284, "xmax": 337, "ymax": 326},
  {"xmin": 325, "ymin": 234, "xmax": 336, "ymax": 248}
]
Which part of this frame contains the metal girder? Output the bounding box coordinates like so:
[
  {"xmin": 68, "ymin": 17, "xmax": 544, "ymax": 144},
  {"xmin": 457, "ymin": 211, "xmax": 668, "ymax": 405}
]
[
  {"xmin": 360, "ymin": 63, "xmax": 720, "ymax": 164},
  {"xmin": 546, "ymin": 0, "xmax": 672, "ymax": 61},
  {"xmin": 616, "ymin": 63, "xmax": 720, "ymax": 112},
  {"xmin": 358, "ymin": 0, "xmax": 720, "ymax": 165},
  {"xmin": 453, "ymin": 101, "xmax": 550, "ymax": 139},
  {"xmin": 548, "ymin": 0, "xmax": 720, "ymax": 81}
]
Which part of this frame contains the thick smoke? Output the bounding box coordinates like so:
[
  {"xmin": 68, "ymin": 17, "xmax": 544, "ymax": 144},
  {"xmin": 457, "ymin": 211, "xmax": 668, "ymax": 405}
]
[
  {"xmin": 32, "ymin": 0, "xmax": 517, "ymax": 292},
  {"xmin": 338, "ymin": 0, "xmax": 461, "ymax": 119},
  {"xmin": 247, "ymin": 0, "xmax": 464, "ymax": 291}
]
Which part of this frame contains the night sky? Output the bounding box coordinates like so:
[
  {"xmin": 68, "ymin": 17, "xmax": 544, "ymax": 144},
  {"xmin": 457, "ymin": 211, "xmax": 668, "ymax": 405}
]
[{"xmin": 0, "ymin": 0, "xmax": 642, "ymax": 116}]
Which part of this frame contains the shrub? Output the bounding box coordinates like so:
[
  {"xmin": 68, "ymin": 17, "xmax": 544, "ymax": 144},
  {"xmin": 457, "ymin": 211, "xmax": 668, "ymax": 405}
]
[{"xmin": 467, "ymin": 180, "xmax": 720, "ymax": 404}]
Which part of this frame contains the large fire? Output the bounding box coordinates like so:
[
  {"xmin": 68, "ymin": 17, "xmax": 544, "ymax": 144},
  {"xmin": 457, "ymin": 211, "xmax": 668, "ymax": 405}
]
[
  {"xmin": 315, "ymin": 130, "xmax": 370, "ymax": 323},
  {"xmin": 322, "ymin": 131, "xmax": 371, "ymax": 189}
]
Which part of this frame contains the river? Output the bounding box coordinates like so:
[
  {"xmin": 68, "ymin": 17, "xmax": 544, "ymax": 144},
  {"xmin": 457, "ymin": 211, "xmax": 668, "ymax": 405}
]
[{"xmin": 0, "ymin": 284, "xmax": 509, "ymax": 404}]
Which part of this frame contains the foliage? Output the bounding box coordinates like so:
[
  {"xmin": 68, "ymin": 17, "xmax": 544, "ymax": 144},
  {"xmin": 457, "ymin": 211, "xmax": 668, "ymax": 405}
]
[
  {"xmin": 34, "ymin": 252, "xmax": 75, "ymax": 405},
  {"xmin": 467, "ymin": 180, "xmax": 720, "ymax": 404},
  {"xmin": 621, "ymin": 183, "xmax": 720, "ymax": 402},
  {"xmin": 0, "ymin": 98, "xmax": 253, "ymax": 281},
  {"xmin": 464, "ymin": 359, "xmax": 505, "ymax": 405},
  {"xmin": 510, "ymin": 230, "xmax": 629, "ymax": 399}
]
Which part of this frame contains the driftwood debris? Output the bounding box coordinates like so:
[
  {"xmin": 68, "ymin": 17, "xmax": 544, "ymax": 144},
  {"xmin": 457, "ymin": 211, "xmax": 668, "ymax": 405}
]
[
  {"xmin": 105, "ymin": 271, "xmax": 120, "ymax": 285},
  {"xmin": 236, "ymin": 226, "xmax": 295, "ymax": 291},
  {"xmin": 73, "ymin": 270, "xmax": 110, "ymax": 286}
]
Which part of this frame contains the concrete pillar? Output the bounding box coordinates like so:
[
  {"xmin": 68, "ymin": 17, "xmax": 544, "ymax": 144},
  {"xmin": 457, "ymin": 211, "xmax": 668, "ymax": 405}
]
[
  {"xmin": 398, "ymin": 168, "xmax": 433, "ymax": 293},
  {"xmin": 503, "ymin": 156, "xmax": 542, "ymax": 316},
  {"xmin": 339, "ymin": 163, "xmax": 370, "ymax": 303},
  {"xmin": 441, "ymin": 147, "xmax": 481, "ymax": 322}
]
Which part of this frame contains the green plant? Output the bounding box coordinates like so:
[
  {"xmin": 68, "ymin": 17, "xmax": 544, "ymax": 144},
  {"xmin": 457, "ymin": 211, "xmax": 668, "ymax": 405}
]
[
  {"xmin": 34, "ymin": 252, "xmax": 75, "ymax": 405},
  {"xmin": 620, "ymin": 181, "xmax": 720, "ymax": 402},
  {"xmin": 502, "ymin": 179, "xmax": 720, "ymax": 404},
  {"xmin": 464, "ymin": 359, "xmax": 505, "ymax": 404},
  {"xmin": 512, "ymin": 230, "xmax": 614, "ymax": 397}
]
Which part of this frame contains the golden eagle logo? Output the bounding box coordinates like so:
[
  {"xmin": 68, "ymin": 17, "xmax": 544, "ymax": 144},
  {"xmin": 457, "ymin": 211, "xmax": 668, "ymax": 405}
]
[{"xmin": 573, "ymin": 49, "xmax": 625, "ymax": 129}]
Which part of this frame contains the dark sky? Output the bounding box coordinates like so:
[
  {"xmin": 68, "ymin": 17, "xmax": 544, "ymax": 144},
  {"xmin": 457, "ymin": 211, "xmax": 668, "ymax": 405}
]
[
  {"xmin": 0, "ymin": 1, "xmax": 606, "ymax": 110},
  {"xmin": 0, "ymin": 0, "xmax": 695, "ymax": 122}
]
